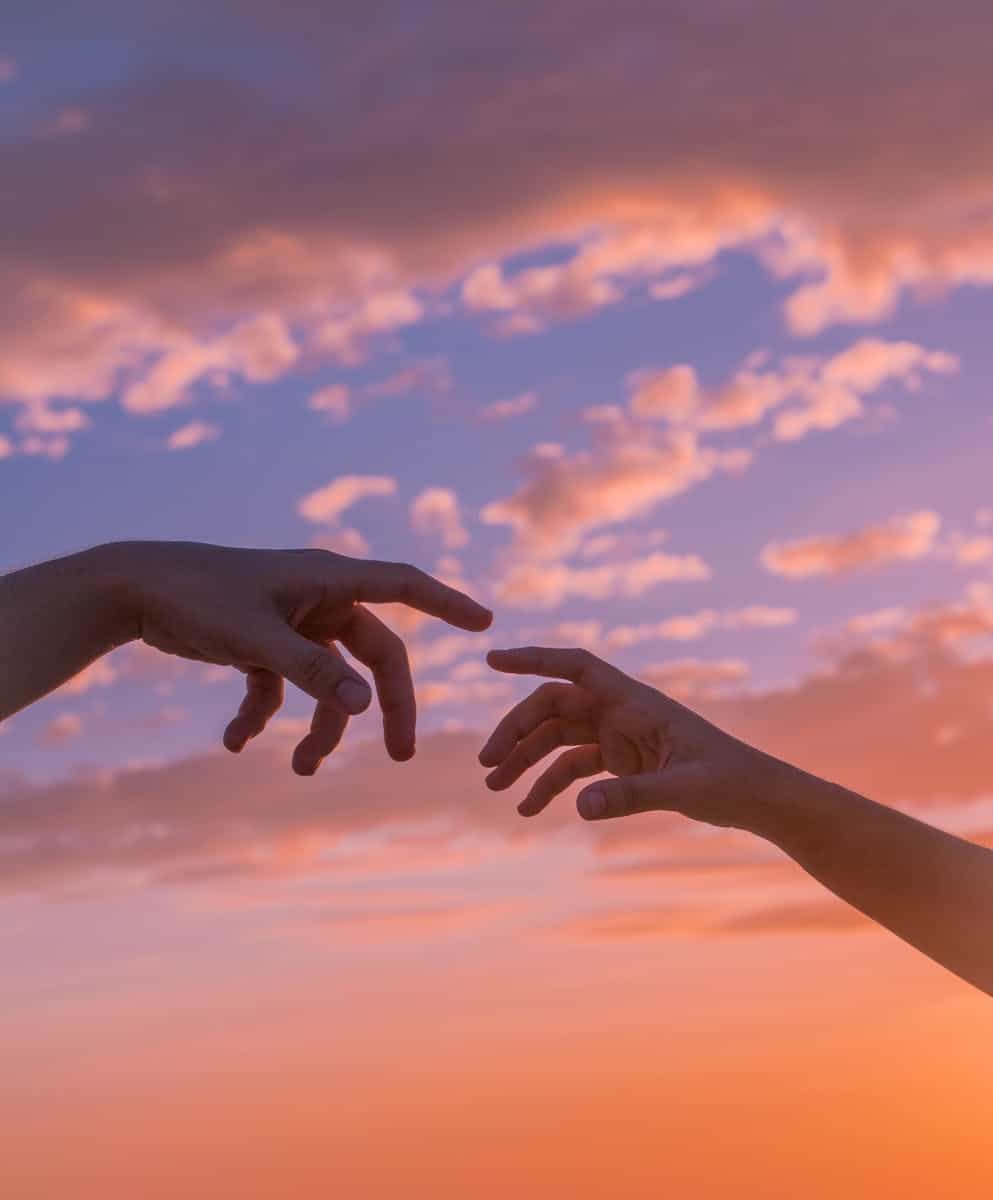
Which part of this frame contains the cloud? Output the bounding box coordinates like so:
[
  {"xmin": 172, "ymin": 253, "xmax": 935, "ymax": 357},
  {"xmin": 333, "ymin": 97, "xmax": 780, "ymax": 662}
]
[
  {"xmin": 5, "ymin": 584, "xmax": 993, "ymax": 901},
  {"xmin": 0, "ymin": 730, "xmax": 531, "ymax": 896},
  {"xmin": 0, "ymin": 56, "xmax": 16, "ymax": 83},
  {"xmin": 310, "ymin": 900, "xmax": 509, "ymax": 941},
  {"xmin": 410, "ymin": 487, "xmax": 469, "ymax": 549},
  {"xmin": 308, "ymin": 384, "xmax": 351, "ymax": 423},
  {"xmin": 122, "ymin": 313, "xmax": 298, "ymax": 414},
  {"xmin": 15, "ymin": 402, "xmax": 89, "ymax": 435},
  {"xmin": 696, "ymin": 586, "xmax": 993, "ymax": 807},
  {"xmin": 559, "ymin": 898, "xmax": 870, "ymax": 941},
  {"xmin": 761, "ymin": 510, "xmax": 941, "ymax": 578},
  {"xmin": 408, "ymin": 632, "xmax": 490, "ymax": 672},
  {"xmin": 42, "ymin": 108, "xmax": 92, "ymax": 138},
  {"xmin": 315, "ymin": 290, "xmax": 423, "ymax": 365},
  {"xmin": 3, "ymin": 5, "xmax": 990, "ymax": 442},
  {"xmin": 417, "ymin": 680, "xmax": 512, "ymax": 708},
  {"xmin": 478, "ymin": 392, "xmax": 538, "ymax": 422},
  {"xmin": 0, "ymin": 434, "xmax": 11, "ymax": 458},
  {"xmin": 606, "ymin": 605, "xmax": 796, "ymax": 647},
  {"xmin": 482, "ymin": 421, "xmax": 747, "ymax": 558},
  {"xmin": 628, "ymin": 365, "xmax": 700, "ymax": 422},
  {"xmin": 38, "ymin": 713, "xmax": 83, "ymax": 746},
  {"xmin": 311, "ymin": 527, "xmax": 371, "ymax": 557},
  {"xmin": 640, "ymin": 657, "xmax": 751, "ymax": 701},
  {"xmin": 495, "ymin": 550, "xmax": 711, "ymax": 609},
  {"xmin": 627, "ymin": 339, "xmax": 957, "ymax": 442},
  {"xmin": 367, "ymin": 356, "xmax": 451, "ymax": 398},
  {"xmin": 943, "ymin": 533, "xmax": 993, "ymax": 567},
  {"xmin": 166, "ymin": 420, "xmax": 220, "ymax": 451},
  {"xmin": 298, "ymin": 474, "xmax": 397, "ymax": 525},
  {"xmin": 61, "ymin": 658, "xmax": 118, "ymax": 695},
  {"xmin": 462, "ymin": 221, "xmax": 758, "ymax": 334}
]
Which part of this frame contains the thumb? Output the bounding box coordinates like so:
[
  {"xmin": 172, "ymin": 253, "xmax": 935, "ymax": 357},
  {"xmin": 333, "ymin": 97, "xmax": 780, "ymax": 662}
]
[
  {"xmin": 254, "ymin": 623, "xmax": 372, "ymax": 715},
  {"xmin": 576, "ymin": 765, "xmax": 696, "ymax": 822}
]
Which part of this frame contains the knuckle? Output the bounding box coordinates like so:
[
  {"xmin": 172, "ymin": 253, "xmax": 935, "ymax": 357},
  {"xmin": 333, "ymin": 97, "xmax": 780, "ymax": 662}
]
[{"xmin": 299, "ymin": 649, "xmax": 336, "ymax": 693}]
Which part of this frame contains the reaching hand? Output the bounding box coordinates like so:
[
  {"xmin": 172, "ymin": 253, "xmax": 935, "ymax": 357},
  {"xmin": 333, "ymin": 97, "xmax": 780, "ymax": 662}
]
[
  {"xmin": 479, "ymin": 646, "xmax": 766, "ymax": 827},
  {"xmin": 120, "ymin": 542, "xmax": 492, "ymax": 774}
]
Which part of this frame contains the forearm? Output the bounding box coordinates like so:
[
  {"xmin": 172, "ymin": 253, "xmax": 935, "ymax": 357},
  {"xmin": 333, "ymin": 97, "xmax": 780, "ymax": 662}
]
[
  {"xmin": 745, "ymin": 752, "xmax": 993, "ymax": 996},
  {"xmin": 0, "ymin": 544, "xmax": 136, "ymax": 721}
]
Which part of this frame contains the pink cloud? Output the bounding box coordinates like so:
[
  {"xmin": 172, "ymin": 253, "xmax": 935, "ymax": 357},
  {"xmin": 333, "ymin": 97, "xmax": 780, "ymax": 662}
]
[
  {"xmin": 478, "ymin": 392, "xmax": 538, "ymax": 422},
  {"xmin": 308, "ymin": 384, "xmax": 351, "ymax": 423},
  {"xmin": 2, "ymin": 5, "xmax": 989, "ymax": 431},
  {"xmin": 367, "ymin": 356, "xmax": 451, "ymax": 398},
  {"xmin": 761, "ymin": 510, "xmax": 941, "ymax": 578},
  {"xmin": 410, "ymin": 487, "xmax": 469, "ymax": 549},
  {"xmin": 627, "ymin": 339, "xmax": 957, "ymax": 441},
  {"xmin": 38, "ymin": 712, "xmax": 83, "ymax": 746},
  {"xmin": 495, "ymin": 550, "xmax": 711, "ymax": 610},
  {"xmin": 297, "ymin": 474, "xmax": 397, "ymax": 524},
  {"xmin": 482, "ymin": 422, "xmax": 746, "ymax": 559},
  {"xmin": 166, "ymin": 420, "xmax": 220, "ymax": 451},
  {"xmin": 606, "ymin": 605, "xmax": 796, "ymax": 648},
  {"xmin": 640, "ymin": 657, "xmax": 751, "ymax": 701}
]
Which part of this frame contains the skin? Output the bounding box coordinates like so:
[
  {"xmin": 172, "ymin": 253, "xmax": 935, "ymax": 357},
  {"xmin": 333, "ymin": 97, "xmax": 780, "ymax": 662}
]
[
  {"xmin": 481, "ymin": 646, "xmax": 993, "ymax": 998},
  {"xmin": 0, "ymin": 540, "xmax": 491, "ymax": 774}
]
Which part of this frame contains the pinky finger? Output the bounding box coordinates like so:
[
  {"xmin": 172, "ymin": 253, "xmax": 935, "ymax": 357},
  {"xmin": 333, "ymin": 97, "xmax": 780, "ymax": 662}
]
[{"xmin": 518, "ymin": 745, "xmax": 604, "ymax": 818}]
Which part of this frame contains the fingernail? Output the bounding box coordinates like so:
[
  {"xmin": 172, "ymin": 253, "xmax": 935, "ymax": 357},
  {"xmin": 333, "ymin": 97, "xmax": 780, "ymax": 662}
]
[
  {"xmin": 579, "ymin": 788, "xmax": 607, "ymax": 820},
  {"xmin": 336, "ymin": 678, "xmax": 371, "ymax": 713}
]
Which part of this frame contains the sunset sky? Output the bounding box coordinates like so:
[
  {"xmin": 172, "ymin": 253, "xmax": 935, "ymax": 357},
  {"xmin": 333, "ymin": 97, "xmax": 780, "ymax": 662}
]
[{"xmin": 3, "ymin": 4, "xmax": 993, "ymax": 1196}]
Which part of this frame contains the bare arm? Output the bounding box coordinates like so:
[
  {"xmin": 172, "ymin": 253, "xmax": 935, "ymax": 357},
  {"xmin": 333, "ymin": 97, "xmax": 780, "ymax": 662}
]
[
  {"xmin": 481, "ymin": 646, "xmax": 993, "ymax": 997},
  {"xmin": 734, "ymin": 751, "xmax": 993, "ymax": 995},
  {"xmin": 0, "ymin": 541, "xmax": 491, "ymax": 772},
  {"xmin": 0, "ymin": 544, "xmax": 135, "ymax": 720}
]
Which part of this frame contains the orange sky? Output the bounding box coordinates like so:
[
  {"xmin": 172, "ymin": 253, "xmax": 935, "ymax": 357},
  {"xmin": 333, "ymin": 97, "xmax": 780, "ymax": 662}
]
[{"xmin": 5, "ymin": 3, "xmax": 993, "ymax": 1196}]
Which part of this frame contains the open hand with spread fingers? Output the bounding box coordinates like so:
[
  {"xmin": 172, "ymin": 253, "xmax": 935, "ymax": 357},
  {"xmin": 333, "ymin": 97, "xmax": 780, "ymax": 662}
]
[{"xmin": 479, "ymin": 646, "xmax": 774, "ymax": 830}]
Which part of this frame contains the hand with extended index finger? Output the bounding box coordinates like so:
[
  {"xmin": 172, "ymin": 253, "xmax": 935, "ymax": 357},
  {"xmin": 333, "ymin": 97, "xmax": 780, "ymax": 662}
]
[
  {"xmin": 479, "ymin": 646, "xmax": 765, "ymax": 829},
  {"xmin": 110, "ymin": 541, "xmax": 491, "ymax": 774}
]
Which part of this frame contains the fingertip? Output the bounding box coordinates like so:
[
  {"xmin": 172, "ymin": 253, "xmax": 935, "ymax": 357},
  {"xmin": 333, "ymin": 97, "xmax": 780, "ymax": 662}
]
[
  {"xmin": 335, "ymin": 678, "xmax": 372, "ymax": 715},
  {"xmin": 473, "ymin": 606, "xmax": 495, "ymax": 631},
  {"xmin": 222, "ymin": 724, "xmax": 246, "ymax": 753},
  {"xmin": 577, "ymin": 787, "xmax": 608, "ymax": 821},
  {"xmin": 389, "ymin": 742, "xmax": 416, "ymax": 763}
]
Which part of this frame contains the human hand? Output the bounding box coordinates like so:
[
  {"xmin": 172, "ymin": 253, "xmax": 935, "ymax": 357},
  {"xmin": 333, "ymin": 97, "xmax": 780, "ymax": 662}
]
[
  {"xmin": 112, "ymin": 541, "xmax": 492, "ymax": 774},
  {"xmin": 479, "ymin": 646, "xmax": 778, "ymax": 829}
]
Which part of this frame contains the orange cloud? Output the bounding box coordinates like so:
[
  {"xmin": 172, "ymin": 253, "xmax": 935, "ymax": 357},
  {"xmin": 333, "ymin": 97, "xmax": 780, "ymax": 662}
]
[{"xmin": 760, "ymin": 510, "xmax": 941, "ymax": 578}]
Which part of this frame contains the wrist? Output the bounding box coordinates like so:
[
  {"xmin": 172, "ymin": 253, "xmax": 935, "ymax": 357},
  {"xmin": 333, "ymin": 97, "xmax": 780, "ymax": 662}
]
[
  {"xmin": 733, "ymin": 743, "xmax": 854, "ymax": 856},
  {"xmin": 79, "ymin": 541, "xmax": 149, "ymax": 647}
]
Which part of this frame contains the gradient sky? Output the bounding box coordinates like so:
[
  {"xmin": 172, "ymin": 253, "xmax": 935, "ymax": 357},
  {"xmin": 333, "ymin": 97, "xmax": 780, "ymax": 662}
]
[{"xmin": 3, "ymin": 5, "xmax": 993, "ymax": 1197}]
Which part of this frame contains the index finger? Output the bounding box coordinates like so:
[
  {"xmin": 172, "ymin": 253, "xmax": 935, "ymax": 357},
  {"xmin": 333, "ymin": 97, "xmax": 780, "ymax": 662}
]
[
  {"xmin": 346, "ymin": 560, "xmax": 493, "ymax": 632},
  {"xmin": 486, "ymin": 646, "xmax": 631, "ymax": 698}
]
